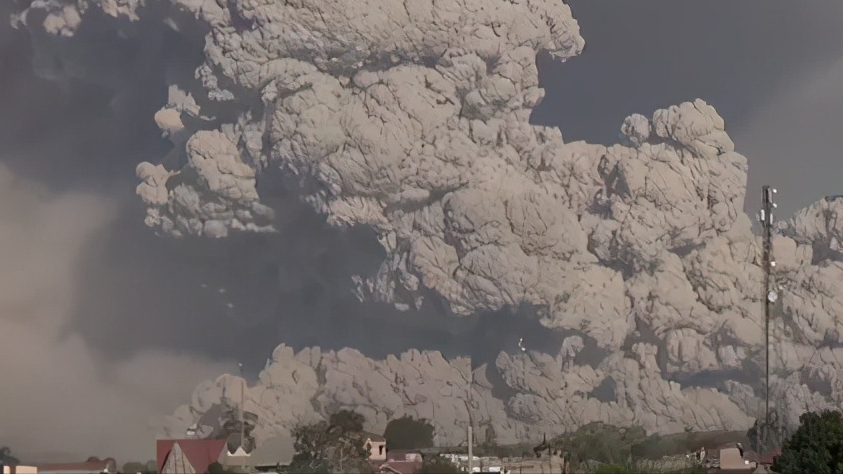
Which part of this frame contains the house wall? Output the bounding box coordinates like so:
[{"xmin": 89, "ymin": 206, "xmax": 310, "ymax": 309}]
[
  {"xmin": 720, "ymin": 447, "xmax": 755, "ymax": 470},
  {"xmin": 367, "ymin": 440, "xmax": 387, "ymax": 462},
  {"xmin": 3, "ymin": 467, "xmax": 39, "ymax": 474}
]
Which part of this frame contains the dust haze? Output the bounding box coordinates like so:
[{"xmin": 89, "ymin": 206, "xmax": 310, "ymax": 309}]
[{"xmin": 0, "ymin": 8, "xmax": 231, "ymax": 462}]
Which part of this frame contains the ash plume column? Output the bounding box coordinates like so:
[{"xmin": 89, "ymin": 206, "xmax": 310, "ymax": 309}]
[
  {"xmin": 760, "ymin": 185, "xmax": 778, "ymax": 451},
  {"xmin": 13, "ymin": 0, "xmax": 843, "ymax": 452}
]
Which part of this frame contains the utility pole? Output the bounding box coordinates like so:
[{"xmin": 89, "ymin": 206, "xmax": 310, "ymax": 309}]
[
  {"xmin": 759, "ymin": 185, "xmax": 779, "ymax": 452},
  {"xmin": 239, "ymin": 362, "xmax": 246, "ymax": 470},
  {"xmin": 467, "ymin": 360, "xmax": 474, "ymax": 474}
]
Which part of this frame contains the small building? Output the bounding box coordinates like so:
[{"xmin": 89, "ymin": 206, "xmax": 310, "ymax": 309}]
[
  {"xmin": 156, "ymin": 439, "xmax": 227, "ymax": 474},
  {"xmin": 219, "ymin": 434, "xmax": 296, "ymax": 472},
  {"xmin": 702, "ymin": 443, "xmax": 757, "ymax": 472},
  {"xmin": 37, "ymin": 457, "xmax": 117, "ymax": 473},
  {"xmin": 376, "ymin": 450, "xmax": 424, "ymax": 474},
  {"xmin": 364, "ymin": 433, "xmax": 387, "ymax": 462}
]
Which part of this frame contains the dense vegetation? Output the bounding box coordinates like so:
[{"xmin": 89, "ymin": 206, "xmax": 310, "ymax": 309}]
[
  {"xmin": 121, "ymin": 460, "xmax": 157, "ymax": 473},
  {"xmin": 279, "ymin": 409, "xmax": 375, "ymax": 474},
  {"xmin": 550, "ymin": 422, "xmax": 648, "ymax": 465},
  {"xmin": 418, "ymin": 456, "xmax": 461, "ymax": 473},
  {"xmin": 773, "ymin": 409, "xmax": 843, "ymax": 474}
]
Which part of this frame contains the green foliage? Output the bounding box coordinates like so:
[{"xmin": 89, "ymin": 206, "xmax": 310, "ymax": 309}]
[
  {"xmin": 747, "ymin": 411, "xmax": 788, "ymax": 453},
  {"xmin": 666, "ymin": 465, "xmax": 707, "ymax": 474},
  {"xmin": 278, "ymin": 455, "xmax": 330, "ymax": 474},
  {"xmin": 329, "ymin": 409, "xmax": 366, "ymax": 435},
  {"xmin": 551, "ymin": 422, "xmax": 648, "ymax": 466},
  {"xmin": 475, "ymin": 442, "xmax": 534, "ymax": 459},
  {"xmin": 746, "ymin": 418, "xmax": 761, "ymax": 452},
  {"xmin": 283, "ymin": 409, "xmax": 374, "ymax": 474},
  {"xmin": 384, "ymin": 416, "xmax": 435, "ymax": 450},
  {"xmin": 207, "ymin": 461, "xmax": 241, "ymax": 473},
  {"xmin": 630, "ymin": 433, "xmax": 689, "ymax": 461},
  {"xmin": 122, "ymin": 461, "xmax": 144, "ymax": 473},
  {"xmin": 772, "ymin": 409, "xmax": 843, "ymax": 474},
  {"xmin": 484, "ymin": 423, "xmax": 497, "ymax": 447},
  {"xmin": 0, "ymin": 446, "xmax": 19, "ymax": 465},
  {"xmin": 591, "ymin": 462, "xmax": 637, "ymax": 474},
  {"xmin": 122, "ymin": 461, "xmax": 156, "ymax": 473},
  {"xmin": 418, "ymin": 456, "xmax": 461, "ymax": 474}
]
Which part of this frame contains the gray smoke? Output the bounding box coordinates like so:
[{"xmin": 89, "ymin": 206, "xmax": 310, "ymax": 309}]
[
  {"xmin": 5, "ymin": 0, "xmax": 843, "ymax": 461},
  {"xmin": 0, "ymin": 3, "xmax": 231, "ymax": 463}
]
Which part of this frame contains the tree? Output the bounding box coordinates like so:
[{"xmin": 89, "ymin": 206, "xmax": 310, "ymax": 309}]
[
  {"xmin": 281, "ymin": 410, "xmax": 374, "ymax": 474},
  {"xmin": 384, "ymin": 416, "xmax": 435, "ymax": 450},
  {"xmin": 208, "ymin": 461, "xmax": 241, "ymax": 473},
  {"xmin": 0, "ymin": 446, "xmax": 19, "ymax": 466},
  {"xmin": 328, "ymin": 409, "xmax": 366, "ymax": 436},
  {"xmin": 484, "ymin": 423, "xmax": 498, "ymax": 447},
  {"xmin": 418, "ymin": 456, "xmax": 460, "ymax": 474},
  {"xmin": 550, "ymin": 422, "xmax": 647, "ymax": 466},
  {"xmin": 772, "ymin": 409, "xmax": 843, "ymax": 474},
  {"xmin": 747, "ymin": 409, "xmax": 789, "ymax": 453},
  {"xmin": 122, "ymin": 461, "xmax": 156, "ymax": 473}
]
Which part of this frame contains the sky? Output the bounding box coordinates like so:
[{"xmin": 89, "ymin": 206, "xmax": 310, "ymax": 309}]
[
  {"xmin": 0, "ymin": 0, "xmax": 842, "ymax": 464},
  {"xmin": 539, "ymin": 0, "xmax": 843, "ymax": 217}
]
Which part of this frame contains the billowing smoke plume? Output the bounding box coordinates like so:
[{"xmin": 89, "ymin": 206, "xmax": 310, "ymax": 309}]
[{"xmin": 8, "ymin": 0, "xmax": 843, "ymax": 456}]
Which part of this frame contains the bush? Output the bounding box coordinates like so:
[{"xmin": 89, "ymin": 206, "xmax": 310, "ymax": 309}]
[
  {"xmin": 772, "ymin": 409, "xmax": 843, "ymax": 474},
  {"xmin": 476, "ymin": 442, "xmax": 534, "ymax": 459},
  {"xmin": 418, "ymin": 456, "xmax": 461, "ymax": 474},
  {"xmin": 591, "ymin": 462, "xmax": 637, "ymax": 473},
  {"xmin": 551, "ymin": 422, "xmax": 648, "ymax": 466},
  {"xmin": 122, "ymin": 461, "xmax": 152, "ymax": 473},
  {"xmin": 207, "ymin": 461, "xmax": 238, "ymax": 473}
]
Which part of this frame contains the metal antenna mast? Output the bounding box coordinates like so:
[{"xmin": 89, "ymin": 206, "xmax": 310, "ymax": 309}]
[{"xmin": 760, "ymin": 185, "xmax": 779, "ymax": 450}]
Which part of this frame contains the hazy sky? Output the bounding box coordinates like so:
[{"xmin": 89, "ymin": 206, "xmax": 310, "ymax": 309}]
[
  {"xmin": 538, "ymin": 0, "xmax": 843, "ymax": 217},
  {"xmin": 1, "ymin": 0, "xmax": 842, "ymax": 463}
]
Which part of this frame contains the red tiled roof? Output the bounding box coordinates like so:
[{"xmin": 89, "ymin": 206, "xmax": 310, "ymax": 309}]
[
  {"xmin": 156, "ymin": 439, "xmax": 227, "ymax": 474},
  {"xmin": 38, "ymin": 456, "xmax": 116, "ymax": 472}
]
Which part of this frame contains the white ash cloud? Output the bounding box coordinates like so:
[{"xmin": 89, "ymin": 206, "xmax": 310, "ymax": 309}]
[{"xmin": 9, "ymin": 0, "xmax": 843, "ymax": 449}]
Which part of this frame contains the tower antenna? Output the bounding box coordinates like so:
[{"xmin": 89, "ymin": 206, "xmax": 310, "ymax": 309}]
[{"xmin": 759, "ymin": 185, "xmax": 779, "ymax": 452}]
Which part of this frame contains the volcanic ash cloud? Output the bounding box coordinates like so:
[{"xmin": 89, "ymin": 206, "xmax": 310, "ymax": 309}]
[{"xmin": 12, "ymin": 0, "xmax": 843, "ymax": 444}]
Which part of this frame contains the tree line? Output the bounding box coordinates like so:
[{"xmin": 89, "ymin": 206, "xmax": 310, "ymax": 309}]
[{"xmin": 2, "ymin": 408, "xmax": 842, "ymax": 473}]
